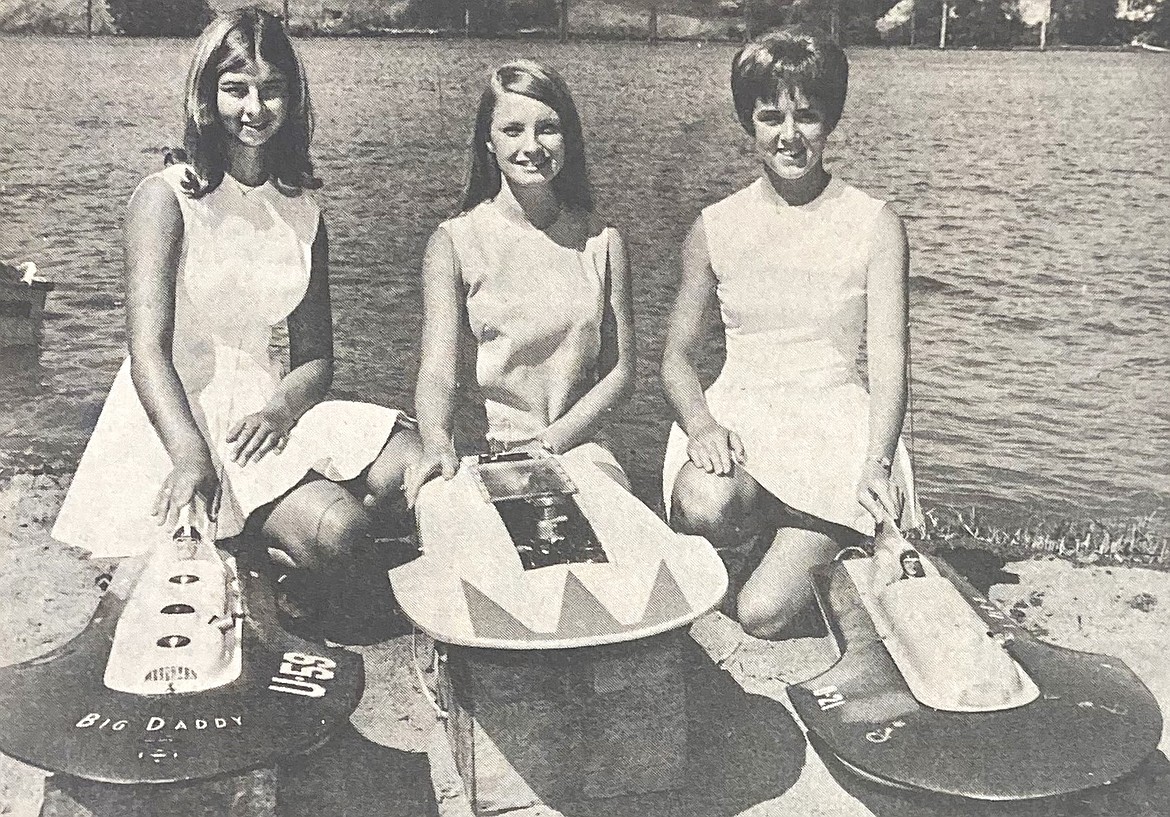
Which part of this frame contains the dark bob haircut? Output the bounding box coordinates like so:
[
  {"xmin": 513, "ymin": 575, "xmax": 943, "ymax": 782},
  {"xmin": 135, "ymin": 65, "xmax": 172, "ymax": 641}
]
[
  {"xmin": 731, "ymin": 27, "xmax": 849, "ymax": 135},
  {"xmin": 182, "ymin": 6, "xmax": 320, "ymax": 197},
  {"xmin": 460, "ymin": 60, "xmax": 592, "ymax": 214}
]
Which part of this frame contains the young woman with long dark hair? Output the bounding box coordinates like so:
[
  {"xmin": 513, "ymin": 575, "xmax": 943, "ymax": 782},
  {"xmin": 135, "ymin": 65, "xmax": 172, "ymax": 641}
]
[
  {"xmin": 406, "ymin": 60, "xmax": 635, "ymax": 503},
  {"xmin": 53, "ymin": 7, "xmax": 418, "ymax": 639}
]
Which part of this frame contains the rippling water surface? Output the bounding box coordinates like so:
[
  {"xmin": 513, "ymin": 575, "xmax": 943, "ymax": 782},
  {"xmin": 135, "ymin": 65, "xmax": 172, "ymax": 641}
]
[{"xmin": 1, "ymin": 37, "xmax": 1167, "ymax": 528}]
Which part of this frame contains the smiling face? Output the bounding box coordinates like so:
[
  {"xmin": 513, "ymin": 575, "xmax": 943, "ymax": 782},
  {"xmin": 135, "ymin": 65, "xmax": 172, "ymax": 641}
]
[
  {"xmin": 487, "ymin": 91, "xmax": 566, "ymax": 189},
  {"xmin": 751, "ymin": 86, "xmax": 830, "ymax": 183},
  {"xmin": 216, "ymin": 59, "xmax": 289, "ymax": 151}
]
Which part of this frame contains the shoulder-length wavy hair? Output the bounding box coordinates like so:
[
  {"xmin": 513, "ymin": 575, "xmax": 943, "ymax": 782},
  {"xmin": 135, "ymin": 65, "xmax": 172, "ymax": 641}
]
[
  {"xmin": 459, "ymin": 60, "xmax": 593, "ymax": 214},
  {"xmin": 181, "ymin": 7, "xmax": 320, "ymax": 197}
]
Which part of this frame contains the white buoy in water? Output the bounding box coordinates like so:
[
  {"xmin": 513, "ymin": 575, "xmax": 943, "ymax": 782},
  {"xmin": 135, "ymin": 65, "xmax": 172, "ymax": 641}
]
[{"xmin": 0, "ymin": 259, "xmax": 54, "ymax": 349}]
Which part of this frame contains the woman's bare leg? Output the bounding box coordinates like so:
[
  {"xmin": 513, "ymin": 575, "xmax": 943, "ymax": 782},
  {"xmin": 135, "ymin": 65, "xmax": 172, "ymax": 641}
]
[
  {"xmin": 669, "ymin": 462, "xmax": 778, "ymax": 619},
  {"xmin": 668, "ymin": 461, "xmax": 769, "ymax": 550},
  {"xmin": 736, "ymin": 527, "xmax": 839, "ymax": 639},
  {"xmin": 671, "ymin": 462, "xmax": 853, "ymax": 638},
  {"xmin": 260, "ymin": 479, "xmax": 394, "ymax": 639}
]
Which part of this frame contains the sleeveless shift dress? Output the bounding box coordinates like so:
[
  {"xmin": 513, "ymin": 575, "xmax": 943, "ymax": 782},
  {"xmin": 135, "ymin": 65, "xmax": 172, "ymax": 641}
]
[
  {"xmin": 662, "ymin": 176, "xmax": 921, "ymax": 536},
  {"xmin": 52, "ymin": 164, "xmax": 403, "ymax": 557},
  {"xmin": 438, "ymin": 199, "xmax": 619, "ymax": 470}
]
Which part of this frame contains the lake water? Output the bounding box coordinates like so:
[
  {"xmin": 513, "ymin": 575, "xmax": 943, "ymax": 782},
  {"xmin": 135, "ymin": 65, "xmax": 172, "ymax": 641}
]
[{"xmin": 1, "ymin": 36, "xmax": 1167, "ymax": 529}]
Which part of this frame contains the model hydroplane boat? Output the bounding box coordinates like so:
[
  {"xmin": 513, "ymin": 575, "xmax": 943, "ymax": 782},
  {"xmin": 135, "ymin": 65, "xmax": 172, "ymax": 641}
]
[
  {"xmin": 394, "ymin": 449, "xmax": 728, "ymax": 650},
  {"xmin": 788, "ymin": 526, "xmax": 1162, "ymax": 800},
  {"xmin": 0, "ymin": 512, "xmax": 363, "ymax": 784}
]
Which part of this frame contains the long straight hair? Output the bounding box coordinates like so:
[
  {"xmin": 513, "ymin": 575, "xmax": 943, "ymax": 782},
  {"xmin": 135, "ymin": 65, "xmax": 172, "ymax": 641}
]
[
  {"xmin": 459, "ymin": 60, "xmax": 592, "ymax": 214},
  {"xmin": 181, "ymin": 7, "xmax": 320, "ymax": 197}
]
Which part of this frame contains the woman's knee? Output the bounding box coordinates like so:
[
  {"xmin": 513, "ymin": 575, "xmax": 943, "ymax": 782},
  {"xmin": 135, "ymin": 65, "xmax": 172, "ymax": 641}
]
[
  {"xmin": 669, "ymin": 465, "xmax": 751, "ymax": 544},
  {"xmin": 367, "ymin": 426, "xmax": 422, "ymax": 492},
  {"xmin": 736, "ymin": 528, "xmax": 838, "ymax": 639},
  {"xmin": 313, "ymin": 495, "xmax": 373, "ymax": 563},
  {"xmin": 266, "ymin": 487, "xmax": 373, "ymax": 573},
  {"xmin": 363, "ymin": 427, "xmax": 422, "ymax": 522},
  {"xmin": 736, "ymin": 587, "xmax": 804, "ymax": 640},
  {"xmin": 735, "ymin": 590, "xmax": 773, "ymax": 639}
]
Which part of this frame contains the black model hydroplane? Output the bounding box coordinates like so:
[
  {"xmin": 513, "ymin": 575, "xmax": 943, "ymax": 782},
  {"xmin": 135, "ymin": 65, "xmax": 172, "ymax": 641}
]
[
  {"xmin": 0, "ymin": 517, "xmax": 362, "ymax": 784},
  {"xmin": 788, "ymin": 529, "xmax": 1162, "ymax": 800}
]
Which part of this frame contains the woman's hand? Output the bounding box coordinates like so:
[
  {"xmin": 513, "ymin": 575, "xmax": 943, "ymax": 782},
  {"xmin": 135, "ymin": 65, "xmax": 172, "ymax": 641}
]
[
  {"xmin": 686, "ymin": 420, "xmax": 745, "ymax": 477},
  {"xmin": 226, "ymin": 403, "xmax": 295, "ymax": 465},
  {"xmin": 856, "ymin": 457, "xmax": 903, "ymax": 525},
  {"xmin": 153, "ymin": 451, "xmax": 219, "ymax": 530},
  {"xmin": 403, "ymin": 442, "xmax": 460, "ymax": 508}
]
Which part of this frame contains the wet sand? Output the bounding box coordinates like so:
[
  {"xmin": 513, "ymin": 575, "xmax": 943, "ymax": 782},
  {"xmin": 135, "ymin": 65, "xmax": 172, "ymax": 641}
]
[{"xmin": 2, "ymin": 474, "xmax": 1168, "ymax": 816}]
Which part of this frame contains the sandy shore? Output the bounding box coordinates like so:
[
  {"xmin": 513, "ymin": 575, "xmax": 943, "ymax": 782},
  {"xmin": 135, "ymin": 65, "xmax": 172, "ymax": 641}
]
[{"xmin": 2, "ymin": 474, "xmax": 1168, "ymax": 816}]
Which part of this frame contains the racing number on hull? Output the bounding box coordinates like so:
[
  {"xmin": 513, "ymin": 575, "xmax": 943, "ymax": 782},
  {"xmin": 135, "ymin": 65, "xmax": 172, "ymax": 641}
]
[
  {"xmin": 268, "ymin": 652, "xmax": 337, "ymax": 698},
  {"xmin": 812, "ymin": 685, "xmax": 847, "ymax": 711}
]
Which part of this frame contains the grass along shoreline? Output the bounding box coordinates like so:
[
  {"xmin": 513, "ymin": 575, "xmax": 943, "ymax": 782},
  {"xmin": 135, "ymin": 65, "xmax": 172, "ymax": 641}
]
[
  {"xmin": 913, "ymin": 505, "xmax": 1170, "ymax": 569},
  {"xmin": 3, "ymin": 470, "xmax": 1167, "ymax": 571}
]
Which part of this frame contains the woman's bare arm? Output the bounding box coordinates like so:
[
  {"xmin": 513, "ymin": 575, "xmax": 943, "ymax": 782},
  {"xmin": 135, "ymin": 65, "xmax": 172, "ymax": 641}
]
[
  {"xmin": 541, "ymin": 228, "xmax": 636, "ymax": 453},
  {"xmin": 858, "ymin": 205, "xmax": 911, "ymax": 523},
  {"xmin": 661, "ymin": 216, "xmax": 744, "ymax": 475},
  {"xmin": 124, "ymin": 177, "xmax": 217, "ymax": 525},
  {"xmin": 404, "ymin": 227, "xmax": 463, "ymax": 505}
]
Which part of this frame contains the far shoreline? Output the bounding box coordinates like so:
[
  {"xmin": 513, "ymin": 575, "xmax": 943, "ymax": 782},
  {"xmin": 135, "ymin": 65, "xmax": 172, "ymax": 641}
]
[{"xmin": 0, "ymin": 28, "xmax": 1165, "ymax": 54}]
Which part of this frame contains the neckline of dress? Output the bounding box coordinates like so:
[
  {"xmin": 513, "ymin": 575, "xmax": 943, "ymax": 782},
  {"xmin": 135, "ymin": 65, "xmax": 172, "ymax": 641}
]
[
  {"xmin": 485, "ymin": 196, "xmax": 563, "ymax": 233},
  {"xmin": 481, "ymin": 201, "xmax": 607, "ymax": 253},
  {"xmin": 756, "ymin": 174, "xmax": 842, "ymax": 213},
  {"xmin": 222, "ymin": 172, "xmax": 271, "ymax": 197}
]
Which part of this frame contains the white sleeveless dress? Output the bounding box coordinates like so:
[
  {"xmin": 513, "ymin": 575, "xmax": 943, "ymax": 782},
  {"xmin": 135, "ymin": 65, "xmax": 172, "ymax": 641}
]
[
  {"xmin": 438, "ymin": 199, "xmax": 620, "ymax": 470},
  {"xmin": 662, "ymin": 176, "xmax": 920, "ymax": 536},
  {"xmin": 53, "ymin": 165, "xmax": 403, "ymax": 557}
]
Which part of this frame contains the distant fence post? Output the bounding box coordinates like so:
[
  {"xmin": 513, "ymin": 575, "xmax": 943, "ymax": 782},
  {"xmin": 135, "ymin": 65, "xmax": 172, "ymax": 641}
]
[
  {"xmin": 86, "ymin": 0, "xmax": 92, "ymax": 37},
  {"xmin": 648, "ymin": 5, "xmax": 658, "ymax": 44},
  {"xmin": 559, "ymin": 0, "xmax": 568, "ymax": 42},
  {"xmin": 283, "ymin": 0, "xmax": 289, "ymax": 29},
  {"xmin": 939, "ymin": 2, "xmax": 949, "ymax": 48}
]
